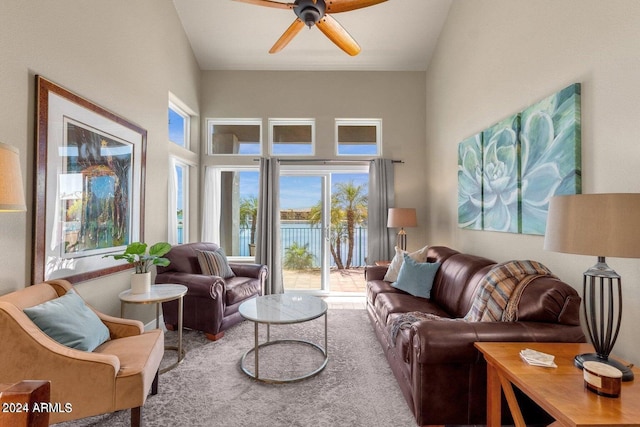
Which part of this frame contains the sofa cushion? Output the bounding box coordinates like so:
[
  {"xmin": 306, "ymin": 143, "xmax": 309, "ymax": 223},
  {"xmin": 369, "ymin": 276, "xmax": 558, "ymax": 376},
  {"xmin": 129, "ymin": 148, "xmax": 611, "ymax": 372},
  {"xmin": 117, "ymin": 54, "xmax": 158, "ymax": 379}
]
[
  {"xmin": 23, "ymin": 290, "xmax": 110, "ymax": 352},
  {"xmin": 374, "ymin": 292, "xmax": 449, "ymax": 326},
  {"xmin": 366, "ymin": 280, "xmax": 404, "ymax": 307},
  {"xmin": 197, "ymin": 248, "xmax": 235, "ymax": 279},
  {"xmin": 94, "ymin": 329, "xmax": 164, "ymax": 410},
  {"xmin": 392, "ymin": 254, "xmax": 440, "ymax": 298},
  {"xmin": 429, "ymin": 253, "xmax": 496, "ymax": 318},
  {"xmin": 384, "ymin": 245, "xmax": 429, "ymax": 282}
]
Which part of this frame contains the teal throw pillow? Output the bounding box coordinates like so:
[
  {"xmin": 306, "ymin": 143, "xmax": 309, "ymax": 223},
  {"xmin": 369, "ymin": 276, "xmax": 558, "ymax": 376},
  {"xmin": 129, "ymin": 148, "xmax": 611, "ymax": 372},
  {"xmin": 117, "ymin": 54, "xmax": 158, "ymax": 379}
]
[
  {"xmin": 23, "ymin": 289, "xmax": 110, "ymax": 352},
  {"xmin": 392, "ymin": 253, "xmax": 441, "ymax": 299}
]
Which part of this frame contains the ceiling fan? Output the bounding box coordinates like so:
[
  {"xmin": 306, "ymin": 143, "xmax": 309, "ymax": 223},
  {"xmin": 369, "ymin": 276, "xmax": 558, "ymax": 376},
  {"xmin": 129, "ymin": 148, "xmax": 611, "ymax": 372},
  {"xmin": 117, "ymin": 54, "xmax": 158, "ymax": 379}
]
[{"xmin": 233, "ymin": 0, "xmax": 388, "ymax": 56}]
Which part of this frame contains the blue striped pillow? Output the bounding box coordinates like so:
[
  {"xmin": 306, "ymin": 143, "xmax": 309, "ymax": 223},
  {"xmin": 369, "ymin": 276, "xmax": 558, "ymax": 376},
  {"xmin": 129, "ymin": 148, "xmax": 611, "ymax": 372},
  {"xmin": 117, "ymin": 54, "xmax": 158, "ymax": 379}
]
[{"xmin": 196, "ymin": 248, "xmax": 235, "ymax": 279}]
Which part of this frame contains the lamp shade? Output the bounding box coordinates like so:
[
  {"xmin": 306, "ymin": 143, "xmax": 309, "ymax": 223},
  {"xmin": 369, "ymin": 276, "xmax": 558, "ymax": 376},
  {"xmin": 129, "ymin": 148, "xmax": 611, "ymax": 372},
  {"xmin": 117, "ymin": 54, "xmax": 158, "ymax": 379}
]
[
  {"xmin": 0, "ymin": 142, "xmax": 26, "ymax": 212},
  {"xmin": 544, "ymin": 193, "xmax": 640, "ymax": 258},
  {"xmin": 387, "ymin": 208, "xmax": 417, "ymax": 228}
]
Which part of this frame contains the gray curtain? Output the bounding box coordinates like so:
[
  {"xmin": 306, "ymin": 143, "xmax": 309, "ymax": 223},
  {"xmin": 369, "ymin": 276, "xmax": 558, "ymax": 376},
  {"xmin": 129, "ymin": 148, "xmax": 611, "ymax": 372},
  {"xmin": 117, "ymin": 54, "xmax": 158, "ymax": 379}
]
[
  {"xmin": 367, "ymin": 159, "xmax": 395, "ymax": 264},
  {"xmin": 255, "ymin": 158, "xmax": 283, "ymax": 295}
]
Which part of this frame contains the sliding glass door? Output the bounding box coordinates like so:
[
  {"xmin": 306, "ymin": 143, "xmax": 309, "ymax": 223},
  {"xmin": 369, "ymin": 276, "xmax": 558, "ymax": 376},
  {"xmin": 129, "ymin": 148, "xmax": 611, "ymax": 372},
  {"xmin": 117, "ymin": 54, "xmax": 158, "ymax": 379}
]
[
  {"xmin": 280, "ymin": 172, "xmax": 329, "ymax": 292},
  {"xmin": 280, "ymin": 166, "xmax": 369, "ymax": 295}
]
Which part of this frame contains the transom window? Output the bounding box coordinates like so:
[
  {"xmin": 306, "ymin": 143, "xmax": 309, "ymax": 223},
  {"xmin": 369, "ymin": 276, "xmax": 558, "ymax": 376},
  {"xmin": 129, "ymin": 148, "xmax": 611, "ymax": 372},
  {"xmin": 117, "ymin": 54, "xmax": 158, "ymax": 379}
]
[
  {"xmin": 269, "ymin": 118, "xmax": 315, "ymax": 156},
  {"xmin": 335, "ymin": 118, "xmax": 381, "ymax": 156},
  {"xmin": 207, "ymin": 119, "xmax": 262, "ymax": 156}
]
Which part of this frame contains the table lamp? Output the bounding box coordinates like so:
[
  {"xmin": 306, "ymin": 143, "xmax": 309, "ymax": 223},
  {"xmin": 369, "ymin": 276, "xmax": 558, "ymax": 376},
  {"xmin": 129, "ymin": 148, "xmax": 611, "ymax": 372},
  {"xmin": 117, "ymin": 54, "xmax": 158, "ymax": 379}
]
[
  {"xmin": 387, "ymin": 208, "xmax": 417, "ymax": 251},
  {"xmin": 544, "ymin": 193, "xmax": 640, "ymax": 381},
  {"xmin": 0, "ymin": 142, "xmax": 27, "ymax": 212}
]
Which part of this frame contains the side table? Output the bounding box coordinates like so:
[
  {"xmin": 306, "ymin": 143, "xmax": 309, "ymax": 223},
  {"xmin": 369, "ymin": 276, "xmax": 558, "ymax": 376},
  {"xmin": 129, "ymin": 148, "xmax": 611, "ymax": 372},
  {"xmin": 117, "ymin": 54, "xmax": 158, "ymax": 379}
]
[
  {"xmin": 475, "ymin": 342, "xmax": 640, "ymax": 427},
  {"xmin": 119, "ymin": 284, "xmax": 187, "ymax": 373}
]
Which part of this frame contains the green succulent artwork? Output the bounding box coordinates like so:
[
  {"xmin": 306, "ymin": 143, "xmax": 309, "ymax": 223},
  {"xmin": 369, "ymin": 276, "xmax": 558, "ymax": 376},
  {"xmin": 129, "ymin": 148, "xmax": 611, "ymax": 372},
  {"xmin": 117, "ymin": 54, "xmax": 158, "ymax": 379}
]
[
  {"xmin": 482, "ymin": 114, "xmax": 521, "ymax": 233},
  {"xmin": 457, "ymin": 83, "xmax": 581, "ymax": 235},
  {"xmin": 458, "ymin": 133, "xmax": 483, "ymax": 230},
  {"xmin": 520, "ymin": 83, "xmax": 581, "ymax": 234}
]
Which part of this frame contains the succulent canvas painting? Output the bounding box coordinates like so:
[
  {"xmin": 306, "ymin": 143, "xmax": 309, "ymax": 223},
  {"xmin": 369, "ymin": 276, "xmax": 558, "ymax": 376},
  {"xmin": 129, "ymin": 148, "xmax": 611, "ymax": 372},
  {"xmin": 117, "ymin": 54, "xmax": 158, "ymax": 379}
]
[
  {"xmin": 520, "ymin": 83, "xmax": 581, "ymax": 234},
  {"xmin": 482, "ymin": 114, "xmax": 521, "ymax": 233},
  {"xmin": 457, "ymin": 83, "xmax": 581, "ymax": 235},
  {"xmin": 457, "ymin": 133, "xmax": 483, "ymax": 230}
]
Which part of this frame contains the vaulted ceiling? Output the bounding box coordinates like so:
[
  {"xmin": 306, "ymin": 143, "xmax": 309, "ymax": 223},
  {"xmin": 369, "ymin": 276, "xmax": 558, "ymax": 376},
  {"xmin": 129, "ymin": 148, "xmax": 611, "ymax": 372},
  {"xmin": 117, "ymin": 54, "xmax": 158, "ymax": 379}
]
[{"xmin": 172, "ymin": 0, "xmax": 453, "ymax": 71}]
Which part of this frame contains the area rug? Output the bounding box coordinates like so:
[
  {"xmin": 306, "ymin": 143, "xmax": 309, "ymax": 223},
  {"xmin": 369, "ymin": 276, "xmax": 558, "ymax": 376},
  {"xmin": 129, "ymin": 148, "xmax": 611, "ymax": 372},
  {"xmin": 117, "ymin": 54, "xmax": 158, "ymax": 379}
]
[{"xmin": 55, "ymin": 308, "xmax": 416, "ymax": 427}]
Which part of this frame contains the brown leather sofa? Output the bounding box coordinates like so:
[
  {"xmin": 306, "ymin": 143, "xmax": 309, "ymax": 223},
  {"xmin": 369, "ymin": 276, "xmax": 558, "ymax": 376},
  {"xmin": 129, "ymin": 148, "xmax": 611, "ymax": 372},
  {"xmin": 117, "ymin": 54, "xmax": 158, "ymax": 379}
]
[
  {"xmin": 365, "ymin": 246, "xmax": 586, "ymax": 426},
  {"xmin": 155, "ymin": 242, "xmax": 267, "ymax": 340}
]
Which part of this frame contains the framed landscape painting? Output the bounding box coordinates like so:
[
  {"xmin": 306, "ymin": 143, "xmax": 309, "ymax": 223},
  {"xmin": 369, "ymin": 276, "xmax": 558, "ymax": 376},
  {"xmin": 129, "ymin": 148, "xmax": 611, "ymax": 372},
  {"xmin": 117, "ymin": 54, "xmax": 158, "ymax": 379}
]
[{"xmin": 33, "ymin": 76, "xmax": 147, "ymax": 284}]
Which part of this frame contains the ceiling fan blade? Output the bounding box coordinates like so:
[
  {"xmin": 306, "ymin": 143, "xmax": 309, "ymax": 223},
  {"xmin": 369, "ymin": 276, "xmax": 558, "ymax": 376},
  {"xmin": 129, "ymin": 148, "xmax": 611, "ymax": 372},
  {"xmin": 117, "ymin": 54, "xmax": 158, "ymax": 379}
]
[
  {"xmin": 325, "ymin": 0, "xmax": 387, "ymax": 13},
  {"xmin": 269, "ymin": 18, "xmax": 306, "ymax": 53},
  {"xmin": 233, "ymin": 0, "xmax": 294, "ymax": 10},
  {"xmin": 316, "ymin": 14, "xmax": 361, "ymax": 56}
]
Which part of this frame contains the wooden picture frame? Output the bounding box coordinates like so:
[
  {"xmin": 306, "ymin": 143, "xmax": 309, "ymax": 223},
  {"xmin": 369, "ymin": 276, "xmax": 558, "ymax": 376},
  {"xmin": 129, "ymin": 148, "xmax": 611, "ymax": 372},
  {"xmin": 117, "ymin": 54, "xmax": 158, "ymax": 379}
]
[{"xmin": 33, "ymin": 76, "xmax": 146, "ymax": 284}]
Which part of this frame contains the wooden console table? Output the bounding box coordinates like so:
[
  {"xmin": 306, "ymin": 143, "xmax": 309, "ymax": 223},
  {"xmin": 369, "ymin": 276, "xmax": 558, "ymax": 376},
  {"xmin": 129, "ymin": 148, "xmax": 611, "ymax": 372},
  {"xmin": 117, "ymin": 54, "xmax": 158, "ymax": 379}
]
[{"xmin": 475, "ymin": 342, "xmax": 640, "ymax": 427}]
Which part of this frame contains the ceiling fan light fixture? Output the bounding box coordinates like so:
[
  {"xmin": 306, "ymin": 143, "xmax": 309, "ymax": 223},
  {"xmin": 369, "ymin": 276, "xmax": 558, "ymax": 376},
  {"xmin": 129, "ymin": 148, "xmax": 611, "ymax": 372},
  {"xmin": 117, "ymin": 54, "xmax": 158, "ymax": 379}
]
[
  {"xmin": 301, "ymin": 8, "xmax": 321, "ymax": 27},
  {"xmin": 294, "ymin": 0, "xmax": 325, "ymax": 28}
]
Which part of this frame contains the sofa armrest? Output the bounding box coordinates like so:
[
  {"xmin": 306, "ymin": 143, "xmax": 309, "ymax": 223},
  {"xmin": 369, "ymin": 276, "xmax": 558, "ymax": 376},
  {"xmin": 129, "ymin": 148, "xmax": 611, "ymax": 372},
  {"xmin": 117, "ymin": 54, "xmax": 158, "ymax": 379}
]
[
  {"xmin": 365, "ymin": 265, "xmax": 388, "ymax": 281},
  {"xmin": 96, "ymin": 311, "xmax": 144, "ymax": 338},
  {"xmin": 156, "ymin": 272, "xmax": 225, "ymax": 301},
  {"xmin": 229, "ymin": 263, "xmax": 268, "ymax": 280},
  {"xmin": 410, "ymin": 320, "xmax": 586, "ymax": 364},
  {"xmin": 0, "ymin": 302, "xmax": 121, "ymax": 374}
]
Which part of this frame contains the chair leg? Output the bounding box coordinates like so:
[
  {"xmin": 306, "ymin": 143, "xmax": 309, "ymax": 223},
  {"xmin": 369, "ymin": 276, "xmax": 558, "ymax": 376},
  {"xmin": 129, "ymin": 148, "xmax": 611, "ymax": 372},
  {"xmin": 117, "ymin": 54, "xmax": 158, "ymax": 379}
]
[
  {"xmin": 131, "ymin": 406, "xmax": 141, "ymax": 427},
  {"xmin": 205, "ymin": 331, "xmax": 225, "ymax": 341},
  {"xmin": 151, "ymin": 369, "xmax": 159, "ymax": 395}
]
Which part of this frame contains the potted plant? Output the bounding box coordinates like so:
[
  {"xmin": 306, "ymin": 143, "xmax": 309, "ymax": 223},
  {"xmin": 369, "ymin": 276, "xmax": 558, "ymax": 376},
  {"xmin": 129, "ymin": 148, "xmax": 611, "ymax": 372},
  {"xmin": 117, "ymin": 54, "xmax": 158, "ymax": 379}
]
[{"xmin": 103, "ymin": 241, "xmax": 171, "ymax": 294}]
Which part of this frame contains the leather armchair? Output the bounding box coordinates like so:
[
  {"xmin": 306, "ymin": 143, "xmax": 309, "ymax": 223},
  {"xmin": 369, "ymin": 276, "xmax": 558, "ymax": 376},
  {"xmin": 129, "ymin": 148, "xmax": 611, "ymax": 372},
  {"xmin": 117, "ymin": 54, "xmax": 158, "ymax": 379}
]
[
  {"xmin": 0, "ymin": 279, "xmax": 163, "ymax": 426},
  {"xmin": 155, "ymin": 242, "xmax": 267, "ymax": 341}
]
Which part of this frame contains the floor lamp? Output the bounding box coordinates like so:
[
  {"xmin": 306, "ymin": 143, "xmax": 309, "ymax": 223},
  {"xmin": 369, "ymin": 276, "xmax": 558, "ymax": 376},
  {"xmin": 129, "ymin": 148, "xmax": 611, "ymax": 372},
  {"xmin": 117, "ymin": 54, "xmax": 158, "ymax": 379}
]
[
  {"xmin": 387, "ymin": 208, "xmax": 417, "ymax": 251},
  {"xmin": 0, "ymin": 142, "xmax": 27, "ymax": 212},
  {"xmin": 544, "ymin": 193, "xmax": 640, "ymax": 381}
]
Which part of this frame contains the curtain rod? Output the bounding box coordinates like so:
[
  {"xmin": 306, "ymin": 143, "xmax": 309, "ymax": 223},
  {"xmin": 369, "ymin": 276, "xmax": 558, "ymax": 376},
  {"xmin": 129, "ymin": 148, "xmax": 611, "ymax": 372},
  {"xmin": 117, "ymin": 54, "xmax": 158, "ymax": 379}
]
[{"xmin": 252, "ymin": 158, "xmax": 404, "ymax": 164}]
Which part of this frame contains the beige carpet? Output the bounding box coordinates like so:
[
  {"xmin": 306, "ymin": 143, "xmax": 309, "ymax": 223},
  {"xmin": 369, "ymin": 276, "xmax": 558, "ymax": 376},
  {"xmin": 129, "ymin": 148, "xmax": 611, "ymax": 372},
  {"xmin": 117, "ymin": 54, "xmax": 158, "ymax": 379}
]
[{"xmin": 55, "ymin": 308, "xmax": 416, "ymax": 427}]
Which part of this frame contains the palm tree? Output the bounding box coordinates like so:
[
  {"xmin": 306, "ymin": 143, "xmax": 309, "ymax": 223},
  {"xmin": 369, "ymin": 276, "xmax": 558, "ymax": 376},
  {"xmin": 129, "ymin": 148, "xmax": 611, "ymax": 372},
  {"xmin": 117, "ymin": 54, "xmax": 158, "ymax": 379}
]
[
  {"xmin": 308, "ymin": 181, "xmax": 367, "ymax": 269},
  {"xmin": 333, "ymin": 181, "xmax": 367, "ymax": 269},
  {"xmin": 308, "ymin": 198, "xmax": 346, "ymax": 269},
  {"xmin": 239, "ymin": 196, "xmax": 258, "ymax": 254}
]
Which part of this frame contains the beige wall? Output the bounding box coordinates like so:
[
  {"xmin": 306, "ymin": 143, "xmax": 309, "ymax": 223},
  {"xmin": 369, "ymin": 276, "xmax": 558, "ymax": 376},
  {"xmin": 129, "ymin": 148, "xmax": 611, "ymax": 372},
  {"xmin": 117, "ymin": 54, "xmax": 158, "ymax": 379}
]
[
  {"xmin": 0, "ymin": 0, "xmax": 200, "ymax": 321},
  {"xmin": 200, "ymin": 70, "xmax": 428, "ymax": 249},
  {"xmin": 425, "ymin": 0, "xmax": 640, "ymax": 364}
]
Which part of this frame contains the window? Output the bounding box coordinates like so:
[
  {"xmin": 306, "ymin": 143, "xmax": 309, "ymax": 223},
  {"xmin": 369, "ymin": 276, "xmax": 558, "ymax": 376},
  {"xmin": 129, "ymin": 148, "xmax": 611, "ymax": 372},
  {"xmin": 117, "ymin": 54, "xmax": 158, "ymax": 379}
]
[
  {"xmin": 335, "ymin": 119, "xmax": 381, "ymax": 156},
  {"xmin": 205, "ymin": 168, "xmax": 260, "ymax": 258},
  {"xmin": 269, "ymin": 119, "xmax": 315, "ymax": 156},
  {"xmin": 168, "ymin": 94, "xmax": 196, "ymax": 244},
  {"xmin": 169, "ymin": 102, "xmax": 190, "ymax": 149},
  {"xmin": 170, "ymin": 159, "xmax": 190, "ymax": 244},
  {"xmin": 207, "ymin": 119, "xmax": 261, "ymax": 155}
]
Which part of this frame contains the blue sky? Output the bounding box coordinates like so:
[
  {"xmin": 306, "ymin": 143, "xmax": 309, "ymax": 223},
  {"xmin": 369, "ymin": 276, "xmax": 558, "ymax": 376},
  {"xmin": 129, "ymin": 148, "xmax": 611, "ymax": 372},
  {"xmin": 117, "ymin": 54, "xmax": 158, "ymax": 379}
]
[{"xmin": 240, "ymin": 172, "xmax": 368, "ymax": 210}]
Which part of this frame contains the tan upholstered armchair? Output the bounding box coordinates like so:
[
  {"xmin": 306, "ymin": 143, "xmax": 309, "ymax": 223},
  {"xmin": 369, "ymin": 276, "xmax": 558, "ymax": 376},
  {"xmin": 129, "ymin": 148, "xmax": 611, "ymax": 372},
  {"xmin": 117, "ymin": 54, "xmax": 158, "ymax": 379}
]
[{"xmin": 0, "ymin": 279, "xmax": 164, "ymax": 426}]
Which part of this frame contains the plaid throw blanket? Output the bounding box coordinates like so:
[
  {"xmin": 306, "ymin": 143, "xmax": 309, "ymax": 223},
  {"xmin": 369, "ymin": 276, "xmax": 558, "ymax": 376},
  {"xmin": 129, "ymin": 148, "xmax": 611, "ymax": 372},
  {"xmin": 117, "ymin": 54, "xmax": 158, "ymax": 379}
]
[{"xmin": 463, "ymin": 260, "xmax": 556, "ymax": 322}]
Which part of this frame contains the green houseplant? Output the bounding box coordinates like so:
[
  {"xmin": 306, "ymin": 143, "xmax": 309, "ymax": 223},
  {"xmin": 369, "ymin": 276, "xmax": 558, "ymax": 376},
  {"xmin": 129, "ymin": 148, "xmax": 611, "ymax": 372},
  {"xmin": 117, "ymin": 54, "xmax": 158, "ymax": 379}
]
[{"xmin": 103, "ymin": 242, "xmax": 171, "ymax": 293}]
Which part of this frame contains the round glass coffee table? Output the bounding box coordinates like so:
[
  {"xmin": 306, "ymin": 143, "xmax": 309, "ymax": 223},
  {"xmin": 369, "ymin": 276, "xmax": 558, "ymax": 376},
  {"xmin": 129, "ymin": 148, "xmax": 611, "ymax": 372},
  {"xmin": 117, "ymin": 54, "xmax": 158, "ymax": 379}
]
[{"xmin": 238, "ymin": 294, "xmax": 328, "ymax": 384}]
